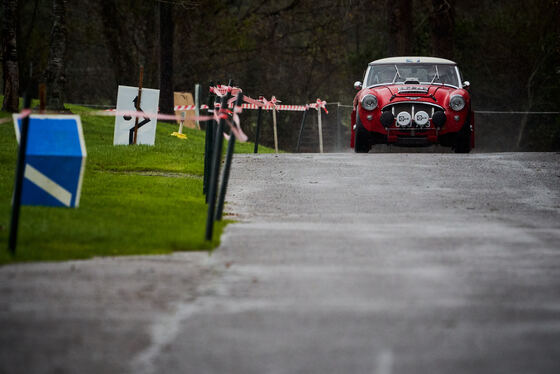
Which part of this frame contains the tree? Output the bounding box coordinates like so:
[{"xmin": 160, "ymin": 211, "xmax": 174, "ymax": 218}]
[
  {"xmin": 98, "ymin": 0, "xmax": 138, "ymax": 87},
  {"xmin": 2, "ymin": 0, "xmax": 20, "ymax": 112},
  {"xmin": 386, "ymin": 0, "xmax": 413, "ymax": 56},
  {"xmin": 45, "ymin": 0, "xmax": 67, "ymax": 110},
  {"xmin": 431, "ymin": 0, "xmax": 455, "ymax": 58},
  {"xmin": 159, "ymin": 1, "xmax": 174, "ymax": 115}
]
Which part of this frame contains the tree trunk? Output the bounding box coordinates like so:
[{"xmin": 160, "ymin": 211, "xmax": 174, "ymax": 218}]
[
  {"xmin": 2, "ymin": 0, "xmax": 20, "ymax": 112},
  {"xmin": 386, "ymin": 0, "xmax": 413, "ymax": 56},
  {"xmin": 98, "ymin": 0, "xmax": 137, "ymax": 86},
  {"xmin": 516, "ymin": 59, "xmax": 542, "ymax": 149},
  {"xmin": 159, "ymin": 2, "xmax": 174, "ymax": 115},
  {"xmin": 45, "ymin": 0, "xmax": 67, "ymax": 110},
  {"xmin": 431, "ymin": 0, "xmax": 455, "ymax": 58}
]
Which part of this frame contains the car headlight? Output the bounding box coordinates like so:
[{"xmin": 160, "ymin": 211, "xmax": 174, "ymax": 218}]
[
  {"xmin": 449, "ymin": 95, "xmax": 465, "ymax": 111},
  {"xmin": 361, "ymin": 94, "xmax": 378, "ymax": 111}
]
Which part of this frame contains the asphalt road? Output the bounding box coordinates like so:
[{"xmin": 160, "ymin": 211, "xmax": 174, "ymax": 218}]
[{"xmin": 1, "ymin": 152, "xmax": 559, "ymax": 374}]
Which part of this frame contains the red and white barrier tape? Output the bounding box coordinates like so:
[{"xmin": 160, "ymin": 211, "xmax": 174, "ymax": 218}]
[
  {"xmin": 210, "ymin": 85, "xmax": 242, "ymax": 97},
  {"xmin": 103, "ymin": 89, "xmax": 327, "ymax": 113},
  {"xmin": 174, "ymin": 105, "xmax": 209, "ymax": 111},
  {"xmin": 308, "ymin": 99, "xmax": 328, "ymax": 114},
  {"xmin": 98, "ymin": 103, "xmax": 249, "ymax": 142},
  {"xmin": 228, "ymin": 103, "xmax": 248, "ymax": 142},
  {"xmin": 85, "ymin": 86, "xmax": 327, "ymax": 144},
  {"xmin": 96, "ymin": 110, "xmax": 181, "ymax": 121},
  {"xmin": 194, "ymin": 106, "xmax": 248, "ymax": 142},
  {"xmin": 0, "ymin": 109, "xmax": 32, "ymax": 124}
]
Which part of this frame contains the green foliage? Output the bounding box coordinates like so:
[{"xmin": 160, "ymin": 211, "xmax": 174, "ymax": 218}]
[
  {"xmin": 0, "ymin": 103, "xmax": 274, "ymax": 264},
  {"xmin": 455, "ymin": 0, "xmax": 560, "ymax": 110},
  {"xmin": 8, "ymin": 0, "xmax": 560, "ymax": 151}
]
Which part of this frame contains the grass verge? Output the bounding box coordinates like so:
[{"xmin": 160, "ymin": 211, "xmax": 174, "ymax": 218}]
[{"xmin": 0, "ymin": 103, "xmax": 273, "ymax": 264}]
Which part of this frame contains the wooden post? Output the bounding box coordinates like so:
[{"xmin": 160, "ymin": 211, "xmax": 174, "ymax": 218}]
[
  {"xmin": 178, "ymin": 111, "xmax": 186, "ymax": 134},
  {"xmin": 254, "ymin": 107, "xmax": 262, "ymax": 153},
  {"xmin": 133, "ymin": 66, "xmax": 144, "ymax": 145},
  {"xmin": 317, "ymin": 108, "xmax": 324, "ymax": 153},
  {"xmin": 336, "ymin": 103, "xmax": 341, "ymax": 151},
  {"xmin": 272, "ymin": 107, "xmax": 279, "ymax": 153},
  {"xmin": 296, "ymin": 109, "xmax": 308, "ymax": 152}
]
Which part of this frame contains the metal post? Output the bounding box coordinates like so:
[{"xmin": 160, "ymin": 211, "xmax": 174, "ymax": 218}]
[
  {"xmin": 215, "ymin": 133, "xmax": 235, "ymax": 220},
  {"xmin": 216, "ymin": 93, "xmax": 243, "ymax": 221},
  {"xmin": 8, "ymin": 94, "xmax": 32, "ymax": 254},
  {"xmin": 194, "ymin": 83, "xmax": 201, "ymax": 130},
  {"xmin": 296, "ymin": 109, "xmax": 308, "ymax": 152},
  {"xmin": 253, "ymin": 107, "xmax": 262, "ymax": 154},
  {"xmin": 205, "ymin": 92, "xmax": 229, "ymax": 241},
  {"xmin": 203, "ymin": 83, "xmax": 215, "ymax": 197}
]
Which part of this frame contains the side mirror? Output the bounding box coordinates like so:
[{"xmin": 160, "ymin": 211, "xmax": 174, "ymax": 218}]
[
  {"xmin": 463, "ymin": 81, "xmax": 471, "ymax": 90},
  {"xmin": 354, "ymin": 81, "xmax": 362, "ymax": 90}
]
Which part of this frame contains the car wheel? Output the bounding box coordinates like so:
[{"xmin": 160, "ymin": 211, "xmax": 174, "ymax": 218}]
[
  {"xmin": 354, "ymin": 115, "xmax": 370, "ymax": 153},
  {"xmin": 454, "ymin": 123, "xmax": 472, "ymax": 153}
]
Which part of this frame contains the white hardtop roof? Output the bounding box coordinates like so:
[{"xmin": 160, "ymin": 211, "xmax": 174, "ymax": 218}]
[{"xmin": 370, "ymin": 56, "xmax": 456, "ymax": 65}]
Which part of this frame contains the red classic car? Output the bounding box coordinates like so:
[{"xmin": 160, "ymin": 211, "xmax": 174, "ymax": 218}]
[{"xmin": 351, "ymin": 57, "xmax": 474, "ymax": 153}]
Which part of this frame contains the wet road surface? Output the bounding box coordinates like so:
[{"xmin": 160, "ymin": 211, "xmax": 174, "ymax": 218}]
[{"xmin": 1, "ymin": 152, "xmax": 559, "ymax": 373}]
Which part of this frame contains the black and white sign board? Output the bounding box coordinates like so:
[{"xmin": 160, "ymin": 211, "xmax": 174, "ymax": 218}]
[{"xmin": 113, "ymin": 85, "xmax": 160, "ymax": 145}]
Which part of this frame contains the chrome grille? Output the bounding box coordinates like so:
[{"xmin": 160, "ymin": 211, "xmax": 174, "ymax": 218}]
[{"xmin": 382, "ymin": 102, "xmax": 443, "ymax": 128}]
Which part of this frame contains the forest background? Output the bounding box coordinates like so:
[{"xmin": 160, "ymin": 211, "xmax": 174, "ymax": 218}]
[{"xmin": 1, "ymin": 0, "xmax": 559, "ymax": 151}]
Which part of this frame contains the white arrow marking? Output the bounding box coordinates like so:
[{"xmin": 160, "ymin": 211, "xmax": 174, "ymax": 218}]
[{"xmin": 24, "ymin": 164, "xmax": 72, "ymax": 207}]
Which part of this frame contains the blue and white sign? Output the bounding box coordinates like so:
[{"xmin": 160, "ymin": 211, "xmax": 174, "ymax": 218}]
[
  {"xmin": 113, "ymin": 85, "xmax": 160, "ymax": 145},
  {"xmin": 12, "ymin": 115, "xmax": 87, "ymax": 208}
]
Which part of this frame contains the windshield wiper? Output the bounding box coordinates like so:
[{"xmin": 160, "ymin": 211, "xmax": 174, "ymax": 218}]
[
  {"xmin": 429, "ymin": 65, "xmax": 440, "ymax": 85},
  {"xmin": 391, "ymin": 64, "xmax": 402, "ymax": 84}
]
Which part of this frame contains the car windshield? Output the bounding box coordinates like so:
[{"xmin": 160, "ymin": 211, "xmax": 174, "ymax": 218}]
[{"xmin": 365, "ymin": 63, "xmax": 460, "ymax": 87}]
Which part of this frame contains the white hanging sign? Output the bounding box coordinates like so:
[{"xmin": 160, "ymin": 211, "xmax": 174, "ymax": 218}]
[{"xmin": 113, "ymin": 85, "xmax": 160, "ymax": 145}]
